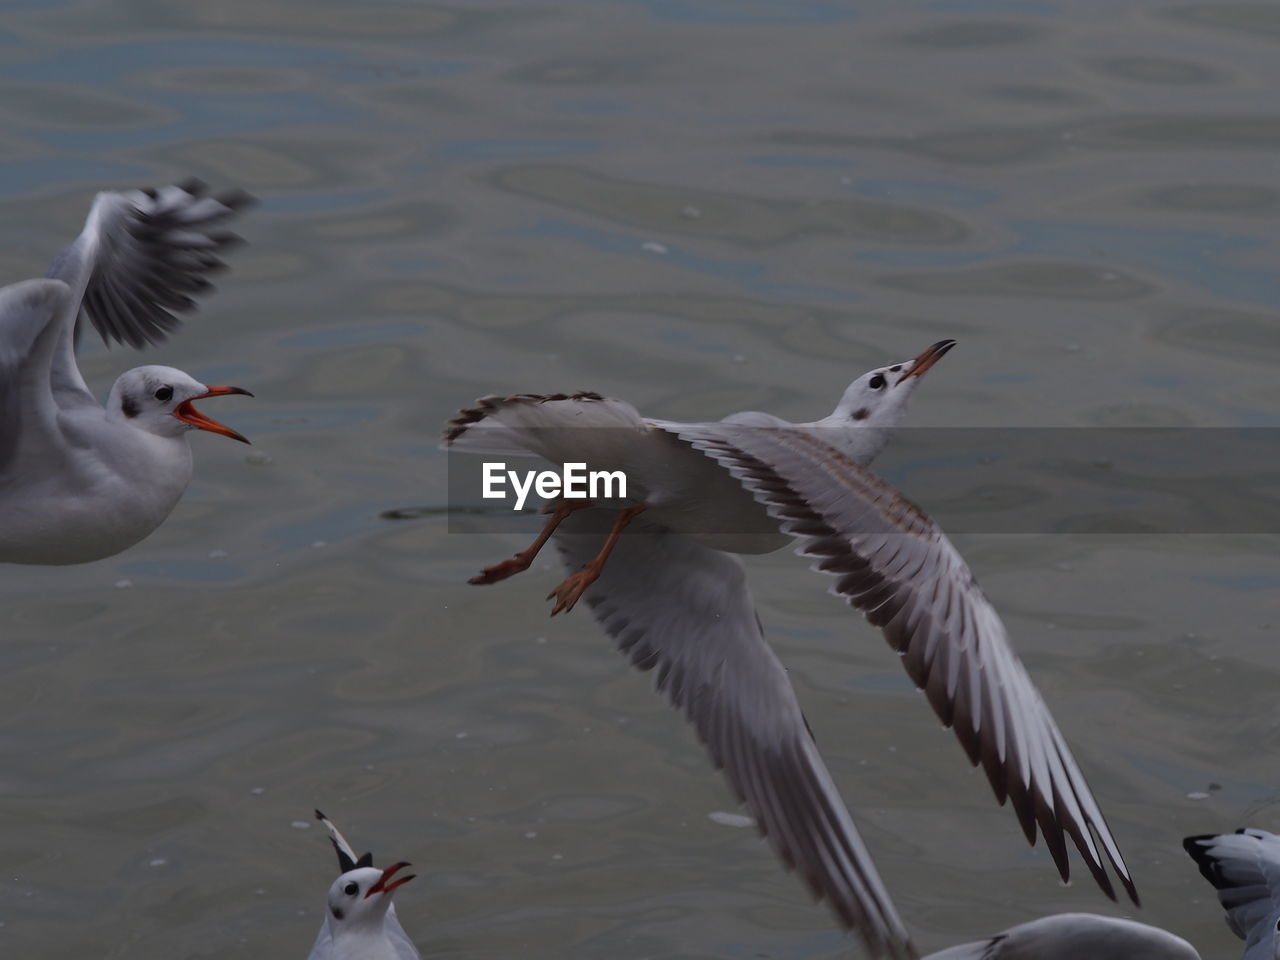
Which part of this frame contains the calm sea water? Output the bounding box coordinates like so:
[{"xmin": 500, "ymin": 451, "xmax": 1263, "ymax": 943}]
[{"xmin": 2, "ymin": 1, "xmax": 1278, "ymax": 957}]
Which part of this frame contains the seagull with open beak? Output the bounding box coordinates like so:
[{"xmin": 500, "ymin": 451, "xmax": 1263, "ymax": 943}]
[
  {"xmin": 307, "ymin": 811, "xmax": 420, "ymax": 960},
  {"xmin": 0, "ymin": 180, "xmax": 255, "ymax": 564}
]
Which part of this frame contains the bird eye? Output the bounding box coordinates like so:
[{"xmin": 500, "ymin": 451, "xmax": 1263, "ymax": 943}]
[
  {"xmin": 869, "ymin": 374, "xmax": 886, "ymax": 390},
  {"xmin": 343, "ymin": 882, "xmax": 359, "ymax": 896},
  {"xmin": 154, "ymin": 386, "xmax": 173, "ymax": 402}
]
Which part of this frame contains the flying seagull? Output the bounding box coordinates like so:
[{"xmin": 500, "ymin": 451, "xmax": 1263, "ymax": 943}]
[
  {"xmin": 0, "ymin": 180, "xmax": 254, "ymax": 564},
  {"xmin": 444, "ymin": 342, "xmax": 1136, "ymax": 957}
]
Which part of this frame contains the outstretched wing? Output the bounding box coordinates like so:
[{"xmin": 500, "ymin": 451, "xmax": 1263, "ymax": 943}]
[
  {"xmin": 554, "ymin": 506, "xmax": 915, "ymax": 960},
  {"xmin": 674, "ymin": 424, "xmax": 1138, "ymax": 905},
  {"xmin": 0, "ymin": 279, "xmax": 73, "ymax": 474},
  {"xmin": 444, "ymin": 390, "xmax": 652, "ymax": 463},
  {"xmin": 1185, "ymin": 828, "xmax": 1280, "ymax": 959},
  {"xmin": 46, "ymin": 178, "xmax": 253, "ymax": 352}
]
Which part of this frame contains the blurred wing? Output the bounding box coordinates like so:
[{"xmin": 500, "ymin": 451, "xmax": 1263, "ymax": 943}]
[
  {"xmin": 0, "ymin": 279, "xmax": 74, "ymax": 473},
  {"xmin": 46, "ymin": 178, "xmax": 253, "ymax": 352},
  {"xmin": 1185, "ymin": 828, "xmax": 1280, "ymax": 957},
  {"xmin": 554, "ymin": 506, "xmax": 915, "ymax": 960},
  {"xmin": 676, "ymin": 424, "xmax": 1138, "ymax": 905}
]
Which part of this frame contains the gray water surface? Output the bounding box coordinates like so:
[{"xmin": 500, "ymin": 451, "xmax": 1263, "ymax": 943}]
[{"xmin": 1, "ymin": 1, "xmax": 1278, "ymax": 957}]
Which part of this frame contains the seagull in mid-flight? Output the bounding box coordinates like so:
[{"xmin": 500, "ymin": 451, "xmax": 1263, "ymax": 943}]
[
  {"xmin": 0, "ymin": 180, "xmax": 254, "ymax": 565},
  {"xmin": 444, "ymin": 341, "xmax": 1136, "ymax": 958},
  {"xmin": 307, "ymin": 810, "xmax": 420, "ymax": 960}
]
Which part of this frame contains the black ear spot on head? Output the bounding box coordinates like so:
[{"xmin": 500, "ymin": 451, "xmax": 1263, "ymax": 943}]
[
  {"xmin": 852, "ymin": 408, "xmax": 869, "ymax": 421},
  {"xmin": 331, "ymin": 906, "xmax": 344, "ymax": 920},
  {"xmin": 121, "ymin": 395, "xmax": 140, "ymax": 419}
]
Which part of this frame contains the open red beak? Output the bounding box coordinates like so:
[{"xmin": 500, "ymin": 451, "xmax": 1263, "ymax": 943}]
[
  {"xmin": 365, "ymin": 861, "xmax": 415, "ymax": 898},
  {"xmin": 174, "ymin": 385, "xmax": 254, "ymax": 444},
  {"xmin": 896, "ymin": 339, "xmax": 956, "ymax": 385}
]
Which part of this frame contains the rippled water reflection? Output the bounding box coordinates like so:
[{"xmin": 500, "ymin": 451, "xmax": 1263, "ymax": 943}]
[{"xmin": 1, "ymin": 1, "xmax": 1278, "ymax": 958}]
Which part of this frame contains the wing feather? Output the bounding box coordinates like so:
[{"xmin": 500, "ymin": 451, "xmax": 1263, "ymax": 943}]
[
  {"xmin": 672, "ymin": 424, "xmax": 1138, "ymax": 905},
  {"xmin": 0, "ymin": 279, "xmax": 73, "ymax": 473},
  {"xmin": 554, "ymin": 506, "xmax": 916, "ymax": 959},
  {"xmin": 443, "ymin": 391, "xmax": 649, "ymax": 461},
  {"xmin": 45, "ymin": 178, "xmax": 253, "ymax": 351}
]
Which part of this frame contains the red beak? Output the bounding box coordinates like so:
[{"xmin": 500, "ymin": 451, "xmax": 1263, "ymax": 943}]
[
  {"xmin": 173, "ymin": 385, "xmax": 253, "ymax": 444},
  {"xmin": 896, "ymin": 339, "xmax": 956, "ymax": 385},
  {"xmin": 365, "ymin": 861, "xmax": 415, "ymax": 898}
]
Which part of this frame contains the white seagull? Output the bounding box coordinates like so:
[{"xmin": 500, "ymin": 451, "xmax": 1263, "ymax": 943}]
[
  {"xmin": 921, "ymin": 827, "xmax": 1280, "ymax": 959},
  {"xmin": 308, "ymin": 810, "xmax": 420, "ymax": 960},
  {"xmin": 0, "ymin": 180, "xmax": 254, "ymax": 565},
  {"xmin": 444, "ymin": 341, "xmax": 1136, "ymax": 958}
]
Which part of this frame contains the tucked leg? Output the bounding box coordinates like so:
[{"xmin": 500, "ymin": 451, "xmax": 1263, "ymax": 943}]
[
  {"xmin": 547, "ymin": 503, "xmax": 648, "ymax": 615},
  {"xmin": 470, "ymin": 499, "xmax": 593, "ymax": 585}
]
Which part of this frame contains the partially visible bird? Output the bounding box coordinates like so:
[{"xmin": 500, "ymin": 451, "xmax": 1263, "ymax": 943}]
[
  {"xmin": 1185, "ymin": 828, "xmax": 1280, "ymax": 960},
  {"xmin": 307, "ymin": 810, "xmax": 420, "ymax": 960},
  {"xmin": 920, "ymin": 826, "xmax": 1280, "ymax": 959},
  {"xmin": 0, "ymin": 181, "xmax": 254, "ymax": 564},
  {"xmin": 923, "ymin": 913, "xmax": 1199, "ymax": 960}
]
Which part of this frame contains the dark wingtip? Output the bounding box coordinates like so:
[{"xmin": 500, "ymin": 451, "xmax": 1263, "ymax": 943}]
[
  {"xmin": 1122, "ymin": 874, "xmax": 1141, "ymax": 907},
  {"xmin": 1182, "ymin": 833, "xmax": 1224, "ymax": 887}
]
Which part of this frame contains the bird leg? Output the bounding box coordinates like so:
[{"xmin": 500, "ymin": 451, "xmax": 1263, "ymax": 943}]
[
  {"xmin": 469, "ymin": 499, "xmax": 594, "ymax": 585},
  {"xmin": 547, "ymin": 503, "xmax": 648, "ymax": 616}
]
